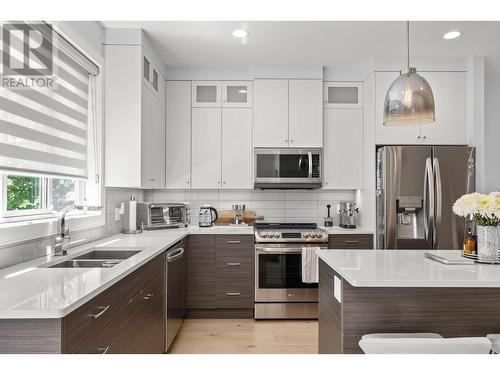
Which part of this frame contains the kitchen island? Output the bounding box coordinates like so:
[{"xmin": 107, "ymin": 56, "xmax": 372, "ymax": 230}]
[{"xmin": 316, "ymin": 249, "xmax": 500, "ymax": 354}]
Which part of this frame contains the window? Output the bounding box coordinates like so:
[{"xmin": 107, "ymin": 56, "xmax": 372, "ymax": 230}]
[
  {"xmin": 0, "ymin": 22, "xmax": 102, "ymax": 225},
  {"xmin": 1, "ymin": 174, "xmax": 84, "ymax": 217}
]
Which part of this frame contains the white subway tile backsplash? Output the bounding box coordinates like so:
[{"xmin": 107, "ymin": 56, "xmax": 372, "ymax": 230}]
[
  {"xmin": 145, "ymin": 188, "xmax": 356, "ymax": 226},
  {"xmin": 284, "ymin": 191, "xmax": 319, "ymax": 200},
  {"xmin": 219, "ymin": 190, "xmax": 252, "ymax": 201},
  {"xmin": 253, "ymin": 200, "xmax": 284, "ymax": 209},
  {"xmin": 284, "ymin": 200, "xmax": 317, "ymax": 209},
  {"xmin": 186, "ymin": 190, "xmax": 219, "ymax": 201},
  {"xmin": 251, "ymin": 191, "xmax": 285, "ymax": 201}
]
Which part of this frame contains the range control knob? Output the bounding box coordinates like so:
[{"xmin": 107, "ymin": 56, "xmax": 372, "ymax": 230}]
[
  {"xmin": 303, "ymin": 233, "xmax": 310, "ymax": 238},
  {"xmin": 260, "ymin": 232, "xmax": 267, "ymax": 238},
  {"xmin": 315, "ymin": 233, "xmax": 322, "ymax": 238},
  {"xmin": 273, "ymin": 232, "xmax": 280, "ymax": 238}
]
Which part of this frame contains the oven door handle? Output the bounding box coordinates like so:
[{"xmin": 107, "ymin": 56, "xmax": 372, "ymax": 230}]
[
  {"xmin": 256, "ymin": 246, "xmax": 325, "ymax": 254},
  {"xmin": 308, "ymin": 152, "xmax": 312, "ymax": 179}
]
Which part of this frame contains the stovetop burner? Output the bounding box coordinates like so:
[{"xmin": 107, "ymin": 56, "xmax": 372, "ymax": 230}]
[
  {"xmin": 255, "ymin": 223, "xmax": 318, "ymax": 230},
  {"xmin": 254, "ymin": 222, "xmax": 327, "ymax": 243}
]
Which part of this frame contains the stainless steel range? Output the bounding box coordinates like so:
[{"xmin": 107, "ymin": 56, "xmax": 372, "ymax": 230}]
[{"xmin": 254, "ymin": 223, "xmax": 328, "ymax": 319}]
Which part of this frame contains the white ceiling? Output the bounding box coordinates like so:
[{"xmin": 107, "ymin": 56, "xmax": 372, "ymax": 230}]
[{"xmin": 102, "ymin": 21, "xmax": 500, "ymax": 78}]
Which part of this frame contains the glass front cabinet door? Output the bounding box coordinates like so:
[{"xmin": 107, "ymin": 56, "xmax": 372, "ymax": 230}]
[
  {"xmin": 222, "ymin": 81, "xmax": 252, "ymax": 107},
  {"xmin": 323, "ymin": 82, "xmax": 363, "ymax": 108},
  {"xmin": 192, "ymin": 81, "xmax": 222, "ymax": 107}
]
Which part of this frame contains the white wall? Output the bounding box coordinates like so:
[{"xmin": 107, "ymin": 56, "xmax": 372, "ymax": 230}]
[{"xmin": 65, "ymin": 21, "xmax": 105, "ymax": 54}]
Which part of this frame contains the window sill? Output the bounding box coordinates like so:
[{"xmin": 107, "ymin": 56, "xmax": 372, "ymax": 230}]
[{"xmin": 0, "ymin": 211, "xmax": 104, "ymax": 247}]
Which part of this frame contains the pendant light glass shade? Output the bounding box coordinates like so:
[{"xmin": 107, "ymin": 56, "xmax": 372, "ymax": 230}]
[
  {"xmin": 383, "ymin": 67, "xmax": 435, "ymax": 126},
  {"xmin": 383, "ymin": 21, "xmax": 436, "ymax": 127}
]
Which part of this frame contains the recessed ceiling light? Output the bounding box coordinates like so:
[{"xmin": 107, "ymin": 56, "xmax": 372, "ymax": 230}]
[
  {"xmin": 443, "ymin": 31, "xmax": 462, "ymax": 40},
  {"xmin": 232, "ymin": 29, "xmax": 248, "ymax": 38}
]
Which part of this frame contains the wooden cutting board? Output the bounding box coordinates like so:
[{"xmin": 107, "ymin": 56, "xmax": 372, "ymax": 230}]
[{"xmin": 215, "ymin": 210, "xmax": 264, "ymax": 226}]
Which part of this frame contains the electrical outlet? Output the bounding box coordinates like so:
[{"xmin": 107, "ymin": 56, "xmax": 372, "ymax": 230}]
[{"xmin": 115, "ymin": 202, "xmax": 125, "ymax": 222}]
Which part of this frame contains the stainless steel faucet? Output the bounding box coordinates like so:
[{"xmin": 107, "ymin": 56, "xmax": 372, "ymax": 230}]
[{"xmin": 54, "ymin": 205, "xmax": 103, "ymax": 256}]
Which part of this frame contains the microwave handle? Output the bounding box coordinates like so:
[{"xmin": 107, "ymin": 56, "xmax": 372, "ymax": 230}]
[{"xmin": 308, "ymin": 152, "xmax": 312, "ymax": 179}]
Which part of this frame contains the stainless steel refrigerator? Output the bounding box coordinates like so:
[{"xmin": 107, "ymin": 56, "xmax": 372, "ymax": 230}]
[{"xmin": 376, "ymin": 145, "xmax": 475, "ymax": 250}]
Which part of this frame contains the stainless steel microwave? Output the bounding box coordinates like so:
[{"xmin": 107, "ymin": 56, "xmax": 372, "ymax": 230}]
[{"xmin": 254, "ymin": 148, "xmax": 322, "ymax": 189}]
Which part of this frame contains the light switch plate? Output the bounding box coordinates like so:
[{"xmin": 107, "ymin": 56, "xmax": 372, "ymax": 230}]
[{"xmin": 334, "ymin": 275, "xmax": 342, "ymax": 303}]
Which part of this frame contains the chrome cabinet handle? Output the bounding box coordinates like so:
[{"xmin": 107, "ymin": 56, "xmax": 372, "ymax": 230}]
[
  {"xmin": 226, "ymin": 262, "xmax": 241, "ymax": 266},
  {"xmin": 167, "ymin": 247, "xmax": 184, "ymax": 262},
  {"xmin": 98, "ymin": 346, "xmax": 110, "ymax": 354},
  {"xmin": 90, "ymin": 305, "xmax": 110, "ymax": 319},
  {"xmin": 226, "ymin": 292, "xmax": 241, "ymax": 296},
  {"xmin": 308, "ymin": 151, "xmax": 312, "ymax": 179},
  {"xmin": 285, "ymin": 139, "xmax": 288, "ymax": 143},
  {"xmin": 226, "ymin": 240, "xmax": 241, "ymax": 244},
  {"xmin": 143, "ymin": 293, "xmax": 154, "ymax": 300},
  {"xmin": 344, "ymin": 240, "xmax": 360, "ymax": 244}
]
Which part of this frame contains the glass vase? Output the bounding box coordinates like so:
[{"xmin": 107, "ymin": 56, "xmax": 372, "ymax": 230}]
[{"xmin": 477, "ymin": 225, "xmax": 499, "ymax": 262}]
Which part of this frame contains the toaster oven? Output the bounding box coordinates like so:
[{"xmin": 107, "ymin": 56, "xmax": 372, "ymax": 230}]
[{"xmin": 137, "ymin": 202, "xmax": 190, "ymax": 230}]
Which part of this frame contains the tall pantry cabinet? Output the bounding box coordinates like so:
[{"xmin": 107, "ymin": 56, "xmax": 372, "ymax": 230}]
[
  {"xmin": 105, "ymin": 45, "xmax": 165, "ymax": 188},
  {"xmin": 167, "ymin": 81, "xmax": 253, "ymax": 189}
]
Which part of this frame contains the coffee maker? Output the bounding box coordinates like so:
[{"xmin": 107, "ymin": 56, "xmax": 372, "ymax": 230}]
[
  {"xmin": 231, "ymin": 204, "xmax": 246, "ymax": 226},
  {"xmin": 339, "ymin": 200, "xmax": 359, "ymax": 229}
]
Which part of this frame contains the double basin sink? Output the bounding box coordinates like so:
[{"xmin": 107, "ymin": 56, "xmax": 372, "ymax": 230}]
[{"xmin": 45, "ymin": 249, "xmax": 142, "ymax": 269}]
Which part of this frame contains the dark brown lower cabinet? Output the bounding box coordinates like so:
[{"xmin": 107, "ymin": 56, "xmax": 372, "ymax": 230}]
[
  {"xmin": 186, "ymin": 234, "xmax": 254, "ymax": 318},
  {"xmin": 328, "ymin": 234, "xmax": 373, "ymax": 249},
  {"xmin": 120, "ymin": 270, "xmax": 165, "ymax": 354},
  {"xmin": 73, "ymin": 315, "xmax": 122, "ymax": 354},
  {"xmin": 68, "ymin": 253, "xmax": 165, "ymax": 354},
  {"xmin": 186, "ymin": 235, "xmax": 216, "ymax": 309},
  {"xmin": 318, "ymin": 259, "xmax": 342, "ymax": 354}
]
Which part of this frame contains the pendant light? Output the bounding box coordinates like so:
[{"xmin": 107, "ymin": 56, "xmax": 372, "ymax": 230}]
[{"xmin": 383, "ymin": 21, "xmax": 435, "ymax": 127}]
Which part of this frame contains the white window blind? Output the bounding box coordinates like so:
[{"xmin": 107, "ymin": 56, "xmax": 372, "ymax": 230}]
[{"xmin": 0, "ymin": 22, "xmax": 98, "ymax": 179}]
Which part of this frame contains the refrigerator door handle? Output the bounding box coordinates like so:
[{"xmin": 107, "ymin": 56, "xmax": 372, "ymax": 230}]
[
  {"xmin": 433, "ymin": 157, "xmax": 442, "ymax": 248},
  {"xmin": 424, "ymin": 157, "xmax": 435, "ymax": 248}
]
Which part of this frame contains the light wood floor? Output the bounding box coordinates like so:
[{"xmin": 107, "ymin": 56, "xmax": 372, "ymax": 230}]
[{"xmin": 168, "ymin": 319, "xmax": 318, "ymax": 354}]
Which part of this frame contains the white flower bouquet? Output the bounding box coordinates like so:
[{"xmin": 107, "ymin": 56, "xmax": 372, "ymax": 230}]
[{"xmin": 453, "ymin": 192, "xmax": 500, "ymax": 227}]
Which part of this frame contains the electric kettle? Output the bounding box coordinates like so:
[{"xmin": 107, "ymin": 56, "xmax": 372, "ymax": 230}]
[{"xmin": 199, "ymin": 205, "xmax": 218, "ymax": 227}]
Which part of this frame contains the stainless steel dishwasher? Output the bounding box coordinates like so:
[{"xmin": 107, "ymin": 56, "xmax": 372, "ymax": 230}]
[{"xmin": 165, "ymin": 241, "xmax": 186, "ymax": 351}]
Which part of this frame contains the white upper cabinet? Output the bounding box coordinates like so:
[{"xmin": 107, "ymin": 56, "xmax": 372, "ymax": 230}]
[
  {"xmin": 375, "ymin": 71, "xmax": 467, "ymax": 145},
  {"xmin": 222, "ymin": 81, "xmax": 253, "ymax": 107},
  {"xmin": 419, "ymin": 72, "xmax": 466, "ymax": 145},
  {"xmin": 375, "ymin": 71, "xmax": 421, "ymax": 144},
  {"xmin": 323, "ymin": 108, "xmax": 364, "ymax": 189},
  {"xmin": 324, "ymin": 82, "xmax": 363, "ymax": 109},
  {"xmin": 254, "ymin": 79, "xmax": 323, "ymax": 148},
  {"xmin": 104, "ymin": 44, "xmax": 165, "ymax": 188},
  {"xmin": 141, "ymin": 78, "xmax": 165, "ymax": 189},
  {"xmin": 191, "ymin": 107, "xmax": 222, "ymax": 189},
  {"xmin": 192, "ymin": 81, "xmax": 222, "ymax": 107},
  {"xmin": 166, "ymin": 81, "xmax": 192, "ymax": 189},
  {"xmin": 254, "ymin": 79, "xmax": 289, "ymax": 147},
  {"xmin": 221, "ymin": 108, "xmax": 253, "ymax": 189},
  {"xmin": 288, "ymin": 80, "xmax": 323, "ymax": 148}
]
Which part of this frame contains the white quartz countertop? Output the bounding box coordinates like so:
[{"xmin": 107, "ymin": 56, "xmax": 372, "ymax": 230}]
[
  {"xmin": 318, "ymin": 226, "xmax": 374, "ymax": 235},
  {"xmin": 0, "ymin": 225, "xmax": 253, "ymax": 319},
  {"xmin": 316, "ymin": 249, "xmax": 500, "ymax": 288}
]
